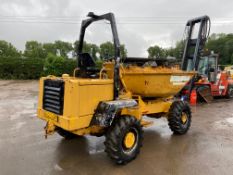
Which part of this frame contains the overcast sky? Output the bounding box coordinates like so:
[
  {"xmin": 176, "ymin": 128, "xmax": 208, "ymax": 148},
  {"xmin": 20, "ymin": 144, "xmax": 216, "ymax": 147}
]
[{"xmin": 0, "ymin": 0, "xmax": 233, "ymax": 57}]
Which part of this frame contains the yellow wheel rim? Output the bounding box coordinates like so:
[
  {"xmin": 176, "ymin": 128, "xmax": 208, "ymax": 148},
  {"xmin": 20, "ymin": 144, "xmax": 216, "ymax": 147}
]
[
  {"xmin": 181, "ymin": 112, "xmax": 188, "ymax": 124},
  {"xmin": 124, "ymin": 132, "xmax": 136, "ymax": 149}
]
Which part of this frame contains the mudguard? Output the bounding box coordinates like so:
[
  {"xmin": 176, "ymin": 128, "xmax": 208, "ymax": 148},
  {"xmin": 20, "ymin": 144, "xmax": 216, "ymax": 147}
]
[{"xmin": 91, "ymin": 99, "xmax": 137, "ymax": 127}]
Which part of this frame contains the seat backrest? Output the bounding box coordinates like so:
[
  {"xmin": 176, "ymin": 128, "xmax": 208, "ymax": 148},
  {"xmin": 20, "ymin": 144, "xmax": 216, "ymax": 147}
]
[{"xmin": 79, "ymin": 53, "xmax": 96, "ymax": 69}]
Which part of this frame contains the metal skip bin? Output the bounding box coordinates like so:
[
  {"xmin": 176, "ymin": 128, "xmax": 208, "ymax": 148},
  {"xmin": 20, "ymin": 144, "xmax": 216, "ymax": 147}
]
[{"xmin": 120, "ymin": 66, "xmax": 195, "ymax": 98}]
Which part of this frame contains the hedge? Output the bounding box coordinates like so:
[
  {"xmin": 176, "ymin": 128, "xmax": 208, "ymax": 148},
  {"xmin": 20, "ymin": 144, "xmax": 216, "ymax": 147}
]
[
  {"xmin": 0, "ymin": 57, "xmax": 44, "ymax": 79},
  {"xmin": 0, "ymin": 56, "xmax": 104, "ymax": 79},
  {"xmin": 0, "ymin": 57, "xmax": 77, "ymax": 79}
]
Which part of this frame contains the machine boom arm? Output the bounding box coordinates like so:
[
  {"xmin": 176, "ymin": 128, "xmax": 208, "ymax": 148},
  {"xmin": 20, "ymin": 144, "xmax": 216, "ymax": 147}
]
[{"xmin": 181, "ymin": 15, "xmax": 210, "ymax": 71}]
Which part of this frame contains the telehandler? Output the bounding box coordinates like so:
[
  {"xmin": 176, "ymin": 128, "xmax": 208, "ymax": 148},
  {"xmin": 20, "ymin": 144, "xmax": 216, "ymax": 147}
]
[
  {"xmin": 37, "ymin": 12, "xmax": 209, "ymax": 164},
  {"xmin": 180, "ymin": 16, "xmax": 233, "ymax": 102}
]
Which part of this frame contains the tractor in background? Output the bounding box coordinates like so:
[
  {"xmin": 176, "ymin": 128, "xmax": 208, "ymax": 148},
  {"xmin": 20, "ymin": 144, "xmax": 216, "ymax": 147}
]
[{"xmin": 181, "ymin": 53, "xmax": 233, "ymax": 103}]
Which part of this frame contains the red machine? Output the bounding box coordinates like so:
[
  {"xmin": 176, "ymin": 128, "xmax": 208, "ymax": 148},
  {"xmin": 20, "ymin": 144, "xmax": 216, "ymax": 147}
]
[
  {"xmin": 179, "ymin": 15, "xmax": 233, "ymax": 103},
  {"xmin": 190, "ymin": 54, "xmax": 233, "ymax": 102}
]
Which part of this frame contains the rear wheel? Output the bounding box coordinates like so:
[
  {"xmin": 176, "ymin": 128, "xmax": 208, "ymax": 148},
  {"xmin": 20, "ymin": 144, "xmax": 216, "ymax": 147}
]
[
  {"xmin": 104, "ymin": 116, "xmax": 143, "ymax": 165},
  {"xmin": 226, "ymin": 85, "xmax": 233, "ymax": 99},
  {"xmin": 56, "ymin": 128, "xmax": 79, "ymax": 139},
  {"xmin": 168, "ymin": 100, "xmax": 192, "ymax": 135}
]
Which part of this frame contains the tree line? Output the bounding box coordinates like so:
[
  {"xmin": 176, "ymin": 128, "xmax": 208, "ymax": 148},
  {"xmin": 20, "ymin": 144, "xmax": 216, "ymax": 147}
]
[
  {"xmin": 147, "ymin": 33, "xmax": 233, "ymax": 65},
  {"xmin": 0, "ymin": 33, "xmax": 233, "ymax": 79},
  {"xmin": 0, "ymin": 40, "xmax": 127, "ymax": 79},
  {"xmin": 1, "ymin": 33, "xmax": 232, "ymax": 63},
  {"xmin": 0, "ymin": 40, "xmax": 127, "ymax": 60}
]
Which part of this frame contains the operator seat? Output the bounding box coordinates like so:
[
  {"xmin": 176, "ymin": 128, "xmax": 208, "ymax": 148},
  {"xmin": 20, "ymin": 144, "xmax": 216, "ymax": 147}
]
[
  {"xmin": 78, "ymin": 53, "xmax": 96, "ymax": 68},
  {"xmin": 78, "ymin": 53, "xmax": 100, "ymax": 78}
]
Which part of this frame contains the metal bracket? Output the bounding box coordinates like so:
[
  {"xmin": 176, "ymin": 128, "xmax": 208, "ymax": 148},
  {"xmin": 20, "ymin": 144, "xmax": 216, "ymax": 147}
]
[{"xmin": 44, "ymin": 121, "xmax": 56, "ymax": 139}]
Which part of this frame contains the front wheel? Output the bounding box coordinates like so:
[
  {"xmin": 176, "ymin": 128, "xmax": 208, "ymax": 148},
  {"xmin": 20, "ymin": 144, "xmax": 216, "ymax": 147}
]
[
  {"xmin": 168, "ymin": 100, "xmax": 192, "ymax": 135},
  {"xmin": 104, "ymin": 116, "xmax": 143, "ymax": 165}
]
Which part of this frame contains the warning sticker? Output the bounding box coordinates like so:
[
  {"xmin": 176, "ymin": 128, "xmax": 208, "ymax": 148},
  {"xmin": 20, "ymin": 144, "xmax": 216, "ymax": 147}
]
[{"xmin": 170, "ymin": 76, "xmax": 191, "ymax": 85}]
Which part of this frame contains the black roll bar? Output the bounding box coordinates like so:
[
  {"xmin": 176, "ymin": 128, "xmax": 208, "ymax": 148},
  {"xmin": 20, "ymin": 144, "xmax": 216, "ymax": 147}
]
[{"xmin": 76, "ymin": 12, "xmax": 121, "ymax": 99}]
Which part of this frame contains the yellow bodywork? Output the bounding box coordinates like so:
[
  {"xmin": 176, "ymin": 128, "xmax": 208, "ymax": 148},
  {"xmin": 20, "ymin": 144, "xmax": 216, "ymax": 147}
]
[
  {"xmin": 224, "ymin": 66, "xmax": 233, "ymax": 79},
  {"xmin": 124, "ymin": 132, "xmax": 136, "ymax": 149},
  {"xmin": 38, "ymin": 76, "xmax": 114, "ymax": 135},
  {"xmin": 37, "ymin": 61, "xmax": 195, "ymax": 137}
]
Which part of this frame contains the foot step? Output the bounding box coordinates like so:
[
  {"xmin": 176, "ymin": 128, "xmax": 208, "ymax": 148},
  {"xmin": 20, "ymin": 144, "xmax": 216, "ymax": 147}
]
[{"xmin": 140, "ymin": 120, "xmax": 154, "ymax": 127}]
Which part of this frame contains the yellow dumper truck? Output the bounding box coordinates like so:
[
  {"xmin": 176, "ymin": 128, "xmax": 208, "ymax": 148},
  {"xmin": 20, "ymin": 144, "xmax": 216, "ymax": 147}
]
[{"xmin": 37, "ymin": 12, "xmax": 210, "ymax": 164}]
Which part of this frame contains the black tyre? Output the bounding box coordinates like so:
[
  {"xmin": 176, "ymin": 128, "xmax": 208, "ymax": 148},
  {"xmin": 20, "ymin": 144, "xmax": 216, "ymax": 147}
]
[
  {"xmin": 104, "ymin": 116, "xmax": 143, "ymax": 165},
  {"xmin": 168, "ymin": 100, "xmax": 192, "ymax": 135},
  {"xmin": 226, "ymin": 85, "xmax": 233, "ymax": 99},
  {"xmin": 57, "ymin": 128, "xmax": 79, "ymax": 139}
]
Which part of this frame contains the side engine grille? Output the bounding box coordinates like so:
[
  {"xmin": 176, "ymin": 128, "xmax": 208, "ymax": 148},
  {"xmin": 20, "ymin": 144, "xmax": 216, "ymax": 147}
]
[{"xmin": 43, "ymin": 79, "xmax": 64, "ymax": 115}]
